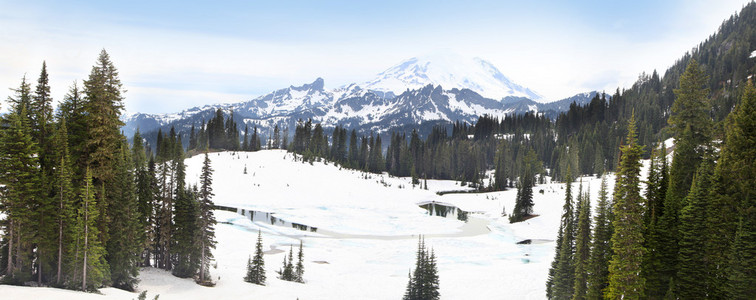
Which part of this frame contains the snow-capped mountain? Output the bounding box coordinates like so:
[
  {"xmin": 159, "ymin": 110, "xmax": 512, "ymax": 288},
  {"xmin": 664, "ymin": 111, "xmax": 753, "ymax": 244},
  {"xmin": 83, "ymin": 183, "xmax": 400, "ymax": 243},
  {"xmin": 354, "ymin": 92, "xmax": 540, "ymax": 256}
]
[
  {"xmin": 122, "ymin": 51, "xmax": 598, "ymax": 144},
  {"xmin": 123, "ymin": 78, "xmax": 600, "ymax": 145},
  {"xmin": 361, "ymin": 50, "xmax": 542, "ymax": 102}
]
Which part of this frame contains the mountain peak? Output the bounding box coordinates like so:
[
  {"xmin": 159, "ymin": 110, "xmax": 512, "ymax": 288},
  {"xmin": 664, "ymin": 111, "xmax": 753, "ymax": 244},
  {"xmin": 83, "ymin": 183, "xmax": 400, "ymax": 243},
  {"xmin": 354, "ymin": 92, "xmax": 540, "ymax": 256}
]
[
  {"xmin": 361, "ymin": 50, "xmax": 542, "ymax": 101},
  {"xmin": 292, "ymin": 77, "xmax": 325, "ymax": 91}
]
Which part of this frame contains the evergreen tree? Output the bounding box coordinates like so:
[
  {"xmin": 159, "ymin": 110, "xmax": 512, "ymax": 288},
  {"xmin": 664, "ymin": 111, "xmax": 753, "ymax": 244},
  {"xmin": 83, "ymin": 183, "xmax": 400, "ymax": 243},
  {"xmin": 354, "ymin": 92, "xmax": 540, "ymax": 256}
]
[
  {"xmin": 676, "ymin": 158, "xmax": 713, "ymax": 299},
  {"xmin": 105, "ymin": 142, "xmax": 141, "ymax": 290},
  {"xmin": 273, "ymin": 124, "xmax": 281, "ymax": 149},
  {"xmin": 189, "ymin": 124, "xmax": 197, "ymax": 150},
  {"xmin": 82, "ymin": 49, "xmax": 125, "ymax": 185},
  {"xmin": 668, "ymin": 59, "xmax": 711, "ymax": 147},
  {"xmin": 172, "ymin": 186, "xmax": 199, "ymax": 278},
  {"xmin": 53, "ymin": 119, "xmax": 76, "ymax": 285},
  {"xmin": 132, "ymin": 130, "xmax": 155, "ymax": 267},
  {"xmin": 572, "ymin": 188, "xmax": 591, "ymax": 300},
  {"xmin": 403, "ymin": 271, "xmax": 415, "ymax": 300},
  {"xmin": 0, "ymin": 104, "xmax": 41, "ymax": 284},
  {"xmin": 82, "ymin": 50, "xmax": 127, "ymax": 260},
  {"xmin": 548, "ymin": 167, "xmax": 575, "ymax": 299},
  {"xmin": 31, "ymin": 61, "xmax": 55, "ymax": 182},
  {"xmin": 242, "ymin": 125, "xmax": 249, "ymax": 151},
  {"xmin": 197, "ymin": 153, "xmax": 217, "ymax": 284},
  {"xmin": 510, "ymin": 168, "xmax": 533, "ymax": 223},
  {"xmin": 278, "ymin": 246, "xmax": 295, "ymax": 281},
  {"xmin": 728, "ymin": 216, "xmax": 756, "ymax": 299},
  {"xmin": 655, "ymin": 61, "xmax": 712, "ymax": 295},
  {"xmin": 607, "ymin": 114, "xmax": 646, "ymax": 299},
  {"xmin": 6, "ymin": 75, "xmax": 33, "ymax": 117},
  {"xmin": 57, "ymin": 81, "xmax": 87, "ymax": 179},
  {"xmin": 642, "ymin": 144, "xmax": 668, "ymax": 298},
  {"xmin": 655, "ymin": 127, "xmax": 698, "ymax": 296},
  {"xmin": 75, "ymin": 168, "xmax": 109, "ymax": 291},
  {"xmin": 244, "ymin": 230, "xmax": 266, "ymax": 285},
  {"xmin": 348, "ymin": 129, "xmax": 358, "ymax": 167},
  {"xmin": 723, "ymin": 83, "xmax": 756, "ymax": 299},
  {"xmin": 493, "ymin": 142, "xmax": 508, "ymax": 191},
  {"xmin": 403, "ymin": 236, "xmax": 440, "ymax": 300},
  {"xmin": 142, "ymin": 158, "xmax": 160, "ymax": 267},
  {"xmin": 586, "ymin": 175, "xmax": 613, "ymax": 299},
  {"xmin": 295, "ymin": 241, "xmax": 304, "ymax": 283},
  {"xmin": 425, "ymin": 249, "xmax": 440, "ymax": 300}
]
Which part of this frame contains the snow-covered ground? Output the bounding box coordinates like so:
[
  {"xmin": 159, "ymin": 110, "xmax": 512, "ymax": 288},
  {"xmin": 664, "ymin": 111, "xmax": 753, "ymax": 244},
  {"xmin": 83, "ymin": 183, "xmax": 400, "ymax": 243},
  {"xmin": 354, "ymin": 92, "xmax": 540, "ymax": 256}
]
[{"xmin": 3, "ymin": 149, "xmax": 640, "ymax": 299}]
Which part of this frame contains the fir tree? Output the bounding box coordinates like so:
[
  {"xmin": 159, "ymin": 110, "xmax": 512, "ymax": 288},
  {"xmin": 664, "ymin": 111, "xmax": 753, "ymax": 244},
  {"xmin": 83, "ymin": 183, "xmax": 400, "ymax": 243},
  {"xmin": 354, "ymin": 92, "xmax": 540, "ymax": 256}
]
[
  {"xmin": 278, "ymin": 246, "xmax": 295, "ymax": 281},
  {"xmin": 242, "ymin": 125, "xmax": 249, "ymax": 151},
  {"xmin": 586, "ymin": 175, "xmax": 613, "ymax": 299},
  {"xmin": 403, "ymin": 236, "xmax": 440, "ymax": 300},
  {"xmin": 728, "ymin": 217, "xmax": 756, "ymax": 299},
  {"xmin": 106, "ymin": 141, "xmax": 142, "ymax": 290},
  {"xmin": 642, "ymin": 143, "xmax": 668, "ymax": 298},
  {"xmin": 172, "ymin": 186, "xmax": 199, "ymax": 278},
  {"xmin": 668, "ymin": 59, "xmax": 711, "ymax": 147},
  {"xmin": 548, "ymin": 167, "xmax": 575, "ymax": 299},
  {"xmin": 510, "ymin": 168, "xmax": 534, "ymax": 223},
  {"xmin": 57, "ymin": 81, "xmax": 87, "ymax": 179},
  {"xmin": 76, "ymin": 168, "xmax": 109, "ymax": 291},
  {"xmin": 31, "ymin": 61, "xmax": 55, "ymax": 184},
  {"xmin": 6, "ymin": 75, "xmax": 33, "ymax": 117},
  {"xmin": 607, "ymin": 113, "xmax": 646, "ymax": 299},
  {"xmin": 0, "ymin": 104, "xmax": 41, "ymax": 283},
  {"xmin": 197, "ymin": 153, "xmax": 217, "ymax": 284},
  {"xmin": 82, "ymin": 49, "xmax": 125, "ymax": 185},
  {"xmin": 572, "ymin": 188, "xmax": 591, "ymax": 300},
  {"xmin": 403, "ymin": 271, "xmax": 415, "ymax": 300},
  {"xmin": 31, "ymin": 65, "xmax": 56, "ymax": 280},
  {"xmin": 82, "ymin": 50, "xmax": 127, "ymax": 262},
  {"xmin": 53, "ymin": 119, "xmax": 76, "ymax": 285},
  {"xmin": 132, "ymin": 130, "xmax": 155, "ymax": 267},
  {"xmin": 493, "ymin": 142, "xmax": 507, "ymax": 191},
  {"xmin": 244, "ymin": 230, "xmax": 266, "ymax": 285},
  {"xmin": 723, "ymin": 83, "xmax": 756, "ymax": 299},
  {"xmin": 655, "ymin": 60, "xmax": 712, "ymax": 295},
  {"xmin": 273, "ymin": 124, "xmax": 281, "ymax": 149},
  {"xmin": 295, "ymin": 241, "xmax": 304, "ymax": 283},
  {"xmin": 676, "ymin": 158, "xmax": 713, "ymax": 299},
  {"xmin": 425, "ymin": 249, "xmax": 440, "ymax": 300}
]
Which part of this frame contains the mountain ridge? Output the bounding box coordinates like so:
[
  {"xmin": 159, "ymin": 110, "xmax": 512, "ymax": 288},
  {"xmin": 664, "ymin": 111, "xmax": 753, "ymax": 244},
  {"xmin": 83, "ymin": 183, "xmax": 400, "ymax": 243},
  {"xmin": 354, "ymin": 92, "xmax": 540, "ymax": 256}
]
[{"xmin": 122, "ymin": 76, "xmax": 601, "ymax": 141}]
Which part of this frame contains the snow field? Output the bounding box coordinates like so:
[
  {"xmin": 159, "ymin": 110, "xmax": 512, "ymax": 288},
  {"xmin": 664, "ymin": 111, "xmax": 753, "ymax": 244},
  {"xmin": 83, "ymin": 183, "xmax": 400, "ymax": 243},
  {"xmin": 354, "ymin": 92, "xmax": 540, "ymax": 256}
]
[{"xmin": 4, "ymin": 148, "xmax": 647, "ymax": 299}]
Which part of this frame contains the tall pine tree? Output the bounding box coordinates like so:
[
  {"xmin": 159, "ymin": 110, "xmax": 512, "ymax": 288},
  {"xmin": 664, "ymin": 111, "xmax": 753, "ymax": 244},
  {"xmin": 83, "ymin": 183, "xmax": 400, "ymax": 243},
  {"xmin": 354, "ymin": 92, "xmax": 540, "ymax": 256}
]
[
  {"xmin": 586, "ymin": 175, "xmax": 613, "ymax": 299},
  {"xmin": 676, "ymin": 157, "xmax": 713, "ymax": 298},
  {"xmin": 244, "ymin": 230, "xmax": 266, "ymax": 285},
  {"xmin": 0, "ymin": 104, "xmax": 41, "ymax": 284},
  {"xmin": 74, "ymin": 168, "xmax": 109, "ymax": 291},
  {"xmin": 723, "ymin": 83, "xmax": 756, "ymax": 299},
  {"xmin": 572, "ymin": 188, "xmax": 591, "ymax": 300},
  {"xmin": 606, "ymin": 113, "xmax": 645, "ymax": 299},
  {"xmin": 105, "ymin": 142, "xmax": 141, "ymax": 290},
  {"xmin": 53, "ymin": 118, "xmax": 75, "ymax": 285},
  {"xmin": 547, "ymin": 166, "xmax": 574, "ymax": 299},
  {"xmin": 197, "ymin": 153, "xmax": 217, "ymax": 284},
  {"xmin": 655, "ymin": 60, "xmax": 712, "ymax": 295}
]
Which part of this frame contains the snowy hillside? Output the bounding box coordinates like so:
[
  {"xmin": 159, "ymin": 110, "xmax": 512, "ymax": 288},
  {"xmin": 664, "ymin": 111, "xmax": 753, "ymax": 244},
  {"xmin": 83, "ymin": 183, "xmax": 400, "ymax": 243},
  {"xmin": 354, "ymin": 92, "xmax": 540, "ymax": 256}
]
[
  {"xmin": 2, "ymin": 149, "xmax": 653, "ymax": 299},
  {"xmin": 362, "ymin": 50, "xmax": 543, "ymax": 102}
]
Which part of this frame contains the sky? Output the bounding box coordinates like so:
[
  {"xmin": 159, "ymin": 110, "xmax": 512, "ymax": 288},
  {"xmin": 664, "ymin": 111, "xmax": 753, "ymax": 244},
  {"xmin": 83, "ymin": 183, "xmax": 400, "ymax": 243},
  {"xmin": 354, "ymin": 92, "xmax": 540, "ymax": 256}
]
[{"xmin": 1, "ymin": 0, "xmax": 752, "ymax": 114}]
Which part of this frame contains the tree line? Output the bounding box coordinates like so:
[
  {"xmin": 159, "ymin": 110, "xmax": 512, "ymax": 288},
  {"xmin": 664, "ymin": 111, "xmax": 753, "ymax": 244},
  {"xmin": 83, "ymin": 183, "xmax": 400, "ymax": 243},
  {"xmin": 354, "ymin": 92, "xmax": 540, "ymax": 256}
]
[
  {"xmin": 0, "ymin": 51, "xmax": 217, "ymax": 291},
  {"xmin": 546, "ymin": 61, "xmax": 756, "ymax": 299}
]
